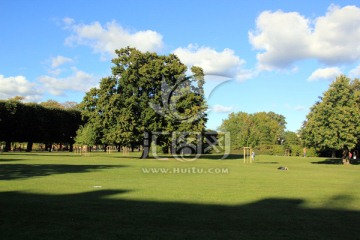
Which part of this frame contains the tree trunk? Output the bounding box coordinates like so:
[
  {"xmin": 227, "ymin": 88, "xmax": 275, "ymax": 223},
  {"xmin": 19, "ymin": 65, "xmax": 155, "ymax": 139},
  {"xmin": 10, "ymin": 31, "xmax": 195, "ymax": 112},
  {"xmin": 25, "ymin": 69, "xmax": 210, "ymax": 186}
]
[
  {"xmin": 171, "ymin": 140, "xmax": 177, "ymax": 155},
  {"xmin": 45, "ymin": 143, "xmax": 52, "ymax": 152},
  {"xmin": 200, "ymin": 132, "xmax": 205, "ymax": 154},
  {"xmin": 342, "ymin": 148, "xmax": 349, "ymax": 164},
  {"xmin": 4, "ymin": 141, "xmax": 11, "ymax": 152},
  {"xmin": 140, "ymin": 132, "xmax": 151, "ymax": 159},
  {"xmin": 26, "ymin": 142, "xmax": 33, "ymax": 152},
  {"xmin": 69, "ymin": 143, "xmax": 74, "ymax": 152},
  {"xmin": 103, "ymin": 144, "xmax": 108, "ymax": 152},
  {"xmin": 331, "ymin": 149, "xmax": 336, "ymax": 158}
]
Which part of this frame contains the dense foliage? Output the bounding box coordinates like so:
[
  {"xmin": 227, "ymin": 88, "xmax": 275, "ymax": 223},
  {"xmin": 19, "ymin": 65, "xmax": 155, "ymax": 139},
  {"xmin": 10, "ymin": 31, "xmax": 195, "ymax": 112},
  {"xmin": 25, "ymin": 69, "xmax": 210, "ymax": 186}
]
[
  {"xmin": 0, "ymin": 100, "xmax": 82, "ymax": 152},
  {"xmin": 219, "ymin": 111, "xmax": 286, "ymax": 149},
  {"xmin": 80, "ymin": 47, "xmax": 207, "ymax": 157},
  {"xmin": 300, "ymin": 75, "xmax": 360, "ymax": 162}
]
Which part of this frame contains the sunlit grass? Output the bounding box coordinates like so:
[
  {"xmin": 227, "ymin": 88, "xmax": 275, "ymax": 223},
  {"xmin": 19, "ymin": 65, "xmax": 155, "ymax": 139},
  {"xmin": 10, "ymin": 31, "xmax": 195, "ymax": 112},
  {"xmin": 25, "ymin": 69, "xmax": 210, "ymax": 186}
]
[
  {"xmin": 0, "ymin": 152, "xmax": 359, "ymax": 239},
  {"xmin": 1, "ymin": 152, "xmax": 359, "ymax": 209}
]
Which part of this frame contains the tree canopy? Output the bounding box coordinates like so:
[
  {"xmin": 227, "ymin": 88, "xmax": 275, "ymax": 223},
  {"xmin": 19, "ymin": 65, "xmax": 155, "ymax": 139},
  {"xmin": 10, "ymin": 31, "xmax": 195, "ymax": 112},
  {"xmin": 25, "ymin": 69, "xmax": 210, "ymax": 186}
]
[
  {"xmin": 300, "ymin": 75, "xmax": 360, "ymax": 162},
  {"xmin": 0, "ymin": 100, "xmax": 82, "ymax": 152},
  {"xmin": 219, "ymin": 111, "xmax": 286, "ymax": 149},
  {"xmin": 80, "ymin": 47, "xmax": 207, "ymax": 157}
]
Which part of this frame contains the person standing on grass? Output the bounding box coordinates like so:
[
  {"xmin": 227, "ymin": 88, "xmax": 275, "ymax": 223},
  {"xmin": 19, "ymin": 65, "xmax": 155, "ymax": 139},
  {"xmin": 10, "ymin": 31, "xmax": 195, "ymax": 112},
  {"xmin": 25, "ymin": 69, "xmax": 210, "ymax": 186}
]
[{"xmin": 251, "ymin": 151, "xmax": 255, "ymax": 161}]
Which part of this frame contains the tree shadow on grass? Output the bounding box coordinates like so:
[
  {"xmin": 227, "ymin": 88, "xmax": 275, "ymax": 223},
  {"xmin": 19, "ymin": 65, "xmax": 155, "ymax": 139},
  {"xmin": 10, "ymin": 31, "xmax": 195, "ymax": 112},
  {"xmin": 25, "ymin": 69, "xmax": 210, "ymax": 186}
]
[
  {"xmin": 311, "ymin": 158, "xmax": 360, "ymax": 165},
  {"xmin": 147, "ymin": 154, "xmax": 244, "ymax": 160},
  {"xmin": 131, "ymin": 154, "xmax": 243, "ymax": 161},
  {"xmin": 1, "ymin": 153, "xmax": 79, "ymax": 157},
  {"xmin": 200, "ymin": 154, "xmax": 279, "ymax": 164},
  {"xmin": 255, "ymin": 161, "xmax": 279, "ymax": 164},
  {"xmin": 0, "ymin": 159, "xmax": 25, "ymax": 162},
  {"xmin": 311, "ymin": 158, "xmax": 343, "ymax": 165},
  {"xmin": 0, "ymin": 164, "xmax": 127, "ymax": 180},
  {"xmin": 351, "ymin": 160, "xmax": 360, "ymax": 165},
  {"xmin": 0, "ymin": 190, "xmax": 358, "ymax": 240},
  {"xmin": 199, "ymin": 154, "xmax": 243, "ymax": 160}
]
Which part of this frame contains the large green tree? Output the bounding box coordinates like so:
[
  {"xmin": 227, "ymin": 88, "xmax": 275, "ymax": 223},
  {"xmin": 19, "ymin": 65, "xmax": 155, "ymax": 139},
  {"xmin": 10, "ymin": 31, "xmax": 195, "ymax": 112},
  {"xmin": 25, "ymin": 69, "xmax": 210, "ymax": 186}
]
[
  {"xmin": 300, "ymin": 75, "xmax": 360, "ymax": 163},
  {"xmin": 219, "ymin": 111, "xmax": 286, "ymax": 149},
  {"xmin": 80, "ymin": 47, "xmax": 207, "ymax": 158}
]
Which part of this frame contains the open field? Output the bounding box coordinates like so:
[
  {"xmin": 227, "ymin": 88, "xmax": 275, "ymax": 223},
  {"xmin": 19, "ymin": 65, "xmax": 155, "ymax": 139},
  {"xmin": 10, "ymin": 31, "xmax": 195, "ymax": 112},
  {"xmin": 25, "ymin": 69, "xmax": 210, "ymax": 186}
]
[{"xmin": 0, "ymin": 152, "xmax": 359, "ymax": 240}]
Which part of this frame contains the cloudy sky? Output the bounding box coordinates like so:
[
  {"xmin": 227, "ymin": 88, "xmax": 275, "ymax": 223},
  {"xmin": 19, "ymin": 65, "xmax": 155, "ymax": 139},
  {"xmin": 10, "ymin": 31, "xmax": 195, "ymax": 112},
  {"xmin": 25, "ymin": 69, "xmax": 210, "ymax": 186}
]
[{"xmin": 1, "ymin": 0, "xmax": 360, "ymax": 132}]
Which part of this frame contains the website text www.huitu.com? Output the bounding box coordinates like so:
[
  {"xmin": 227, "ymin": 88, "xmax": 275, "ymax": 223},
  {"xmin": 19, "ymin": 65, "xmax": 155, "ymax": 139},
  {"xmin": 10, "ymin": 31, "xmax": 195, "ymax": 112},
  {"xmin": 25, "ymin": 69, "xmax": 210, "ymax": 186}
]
[{"xmin": 141, "ymin": 167, "xmax": 229, "ymax": 174}]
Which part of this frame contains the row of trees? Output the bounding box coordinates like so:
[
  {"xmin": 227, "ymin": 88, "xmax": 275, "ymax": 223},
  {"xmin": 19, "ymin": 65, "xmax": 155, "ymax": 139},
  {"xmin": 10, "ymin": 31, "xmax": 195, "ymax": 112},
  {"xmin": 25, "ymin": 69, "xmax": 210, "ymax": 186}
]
[
  {"xmin": 3, "ymin": 50, "xmax": 357, "ymax": 161},
  {"xmin": 0, "ymin": 100, "xmax": 82, "ymax": 152},
  {"xmin": 219, "ymin": 75, "xmax": 360, "ymax": 161},
  {"xmin": 78, "ymin": 47, "xmax": 208, "ymax": 158}
]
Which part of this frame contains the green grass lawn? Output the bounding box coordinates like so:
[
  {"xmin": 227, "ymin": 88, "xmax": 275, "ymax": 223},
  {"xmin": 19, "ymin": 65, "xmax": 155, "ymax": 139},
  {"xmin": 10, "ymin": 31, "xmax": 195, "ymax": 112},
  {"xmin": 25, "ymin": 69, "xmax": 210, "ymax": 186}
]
[{"xmin": 0, "ymin": 152, "xmax": 359, "ymax": 240}]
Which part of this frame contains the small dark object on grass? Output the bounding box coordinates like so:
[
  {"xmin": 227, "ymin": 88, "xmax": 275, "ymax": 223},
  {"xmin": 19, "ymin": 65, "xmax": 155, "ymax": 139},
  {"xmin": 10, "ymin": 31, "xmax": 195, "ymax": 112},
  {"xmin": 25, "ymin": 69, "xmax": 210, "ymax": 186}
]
[{"xmin": 278, "ymin": 166, "xmax": 288, "ymax": 170}]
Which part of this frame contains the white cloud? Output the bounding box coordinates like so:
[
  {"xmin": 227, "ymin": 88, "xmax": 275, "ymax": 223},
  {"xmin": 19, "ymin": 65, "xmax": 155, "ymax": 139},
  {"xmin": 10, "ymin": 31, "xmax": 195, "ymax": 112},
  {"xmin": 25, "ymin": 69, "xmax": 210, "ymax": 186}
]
[
  {"xmin": 38, "ymin": 68, "xmax": 98, "ymax": 96},
  {"xmin": 294, "ymin": 105, "xmax": 306, "ymax": 111},
  {"xmin": 62, "ymin": 17, "xmax": 75, "ymax": 26},
  {"xmin": 0, "ymin": 75, "xmax": 42, "ymax": 101},
  {"xmin": 249, "ymin": 5, "xmax": 360, "ymax": 70},
  {"xmin": 308, "ymin": 67, "xmax": 342, "ymax": 81},
  {"xmin": 64, "ymin": 19, "xmax": 163, "ymax": 58},
  {"xmin": 249, "ymin": 10, "xmax": 311, "ymax": 70},
  {"xmin": 174, "ymin": 45, "xmax": 252, "ymax": 81},
  {"xmin": 211, "ymin": 104, "xmax": 234, "ymax": 113},
  {"xmin": 51, "ymin": 55, "xmax": 73, "ymax": 68},
  {"xmin": 349, "ymin": 64, "xmax": 360, "ymax": 78},
  {"xmin": 284, "ymin": 103, "xmax": 307, "ymax": 112},
  {"xmin": 311, "ymin": 5, "xmax": 360, "ymax": 64}
]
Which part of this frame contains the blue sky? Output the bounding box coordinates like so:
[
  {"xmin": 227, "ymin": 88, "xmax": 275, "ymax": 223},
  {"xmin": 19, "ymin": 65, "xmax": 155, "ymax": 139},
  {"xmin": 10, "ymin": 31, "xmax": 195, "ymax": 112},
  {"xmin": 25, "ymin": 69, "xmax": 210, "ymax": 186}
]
[{"xmin": 1, "ymin": 0, "xmax": 360, "ymax": 132}]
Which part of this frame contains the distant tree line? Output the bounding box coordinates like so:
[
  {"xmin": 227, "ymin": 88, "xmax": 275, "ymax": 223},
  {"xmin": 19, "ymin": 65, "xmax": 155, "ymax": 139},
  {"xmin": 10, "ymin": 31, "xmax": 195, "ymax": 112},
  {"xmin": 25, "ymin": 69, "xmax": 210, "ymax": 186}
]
[
  {"xmin": 0, "ymin": 100, "xmax": 82, "ymax": 152},
  {"xmin": 6, "ymin": 61, "xmax": 358, "ymax": 162},
  {"xmin": 219, "ymin": 111, "xmax": 287, "ymax": 147},
  {"xmin": 219, "ymin": 75, "xmax": 360, "ymax": 161},
  {"xmin": 218, "ymin": 111, "xmax": 320, "ymax": 156}
]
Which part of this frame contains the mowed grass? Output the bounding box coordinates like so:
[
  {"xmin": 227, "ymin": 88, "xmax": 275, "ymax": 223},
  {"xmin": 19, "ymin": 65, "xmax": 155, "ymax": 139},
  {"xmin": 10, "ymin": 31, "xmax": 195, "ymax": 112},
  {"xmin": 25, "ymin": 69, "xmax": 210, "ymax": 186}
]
[{"xmin": 0, "ymin": 152, "xmax": 359, "ymax": 240}]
